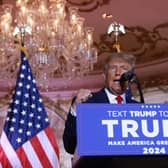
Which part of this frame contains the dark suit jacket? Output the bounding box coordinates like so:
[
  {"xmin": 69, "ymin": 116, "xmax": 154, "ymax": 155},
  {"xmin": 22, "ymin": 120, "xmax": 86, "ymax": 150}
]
[{"xmin": 63, "ymin": 88, "xmax": 168, "ymax": 168}]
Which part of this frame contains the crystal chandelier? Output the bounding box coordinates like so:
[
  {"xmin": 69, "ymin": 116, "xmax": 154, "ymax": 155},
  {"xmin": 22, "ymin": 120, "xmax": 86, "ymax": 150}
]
[{"xmin": 0, "ymin": 0, "xmax": 97, "ymax": 89}]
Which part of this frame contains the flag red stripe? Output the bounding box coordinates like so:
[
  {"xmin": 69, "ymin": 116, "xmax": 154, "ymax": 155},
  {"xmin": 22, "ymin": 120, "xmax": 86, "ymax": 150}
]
[
  {"xmin": 30, "ymin": 135, "xmax": 53, "ymax": 168},
  {"xmin": 45, "ymin": 127, "xmax": 59, "ymax": 159},
  {"xmin": 0, "ymin": 145, "xmax": 12, "ymax": 168},
  {"xmin": 16, "ymin": 147, "xmax": 32, "ymax": 168}
]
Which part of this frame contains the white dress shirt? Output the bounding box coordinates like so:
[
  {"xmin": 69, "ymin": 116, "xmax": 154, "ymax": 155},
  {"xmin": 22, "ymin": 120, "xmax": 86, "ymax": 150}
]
[{"xmin": 104, "ymin": 88, "xmax": 126, "ymax": 104}]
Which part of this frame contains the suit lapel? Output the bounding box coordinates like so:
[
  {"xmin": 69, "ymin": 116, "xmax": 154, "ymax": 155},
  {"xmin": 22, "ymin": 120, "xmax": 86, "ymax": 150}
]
[{"xmin": 96, "ymin": 88, "xmax": 110, "ymax": 103}]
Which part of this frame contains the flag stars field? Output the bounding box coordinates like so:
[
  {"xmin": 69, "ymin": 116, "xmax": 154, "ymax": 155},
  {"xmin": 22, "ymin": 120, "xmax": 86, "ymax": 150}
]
[
  {"xmin": 16, "ymin": 138, "xmax": 22, "ymax": 143},
  {"xmin": 32, "ymin": 96, "xmax": 36, "ymax": 100},
  {"xmin": 27, "ymin": 75, "xmax": 31, "ymax": 80},
  {"xmin": 29, "ymin": 113, "xmax": 34, "ymax": 118},
  {"xmin": 21, "ymin": 65, "xmax": 26, "ymax": 70},
  {"xmin": 26, "ymin": 131, "xmax": 31, "ymax": 136},
  {"xmin": 38, "ymin": 107, "xmax": 42, "ymax": 112},
  {"xmin": 9, "ymin": 127, "xmax": 14, "ymax": 132},
  {"xmin": 14, "ymin": 100, "xmax": 19, "ymax": 105},
  {"xmin": 31, "ymin": 104, "xmax": 35, "ymax": 109},
  {"xmin": 13, "ymin": 109, "xmax": 18, "ymax": 113},
  {"xmin": 11, "ymin": 118, "xmax": 16, "ymax": 123},
  {"xmin": 20, "ymin": 74, "xmax": 24, "ymax": 78},
  {"xmin": 36, "ymin": 124, "xmax": 41, "ymax": 129},
  {"xmin": 23, "ymin": 102, "xmax": 28, "ymax": 106},
  {"xmin": 26, "ymin": 84, "xmax": 30, "ymax": 89},
  {"xmin": 20, "ymin": 119, "xmax": 24, "ymax": 124},
  {"xmin": 16, "ymin": 91, "xmax": 21, "ymax": 96},
  {"xmin": 28, "ymin": 122, "xmax": 33, "ymax": 127},
  {"xmin": 21, "ymin": 110, "xmax": 26, "ymax": 115},
  {"xmin": 24, "ymin": 93, "xmax": 29, "ymax": 98},
  {"xmin": 18, "ymin": 82, "xmax": 23, "ymax": 87},
  {"xmin": 18, "ymin": 129, "xmax": 23, "ymax": 134}
]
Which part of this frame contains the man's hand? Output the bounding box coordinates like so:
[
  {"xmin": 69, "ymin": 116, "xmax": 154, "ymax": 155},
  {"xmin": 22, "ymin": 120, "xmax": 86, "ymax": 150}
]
[
  {"xmin": 76, "ymin": 89, "xmax": 92, "ymax": 103},
  {"xmin": 72, "ymin": 89, "xmax": 92, "ymax": 110}
]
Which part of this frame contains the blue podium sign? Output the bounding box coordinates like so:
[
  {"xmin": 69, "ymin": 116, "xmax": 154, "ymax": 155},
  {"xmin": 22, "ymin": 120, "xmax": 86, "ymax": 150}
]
[{"xmin": 76, "ymin": 104, "xmax": 168, "ymax": 156}]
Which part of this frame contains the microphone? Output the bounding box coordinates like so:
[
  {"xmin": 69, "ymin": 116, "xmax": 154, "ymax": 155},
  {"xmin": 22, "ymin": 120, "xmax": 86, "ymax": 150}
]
[
  {"xmin": 120, "ymin": 71, "xmax": 145, "ymax": 103},
  {"xmin": 119, "ymin": 71, "xmax": 136, "ymax": 92},
  {"xmin": 120, "ymin": 71, "xmax": 136, "ymax": 83}
]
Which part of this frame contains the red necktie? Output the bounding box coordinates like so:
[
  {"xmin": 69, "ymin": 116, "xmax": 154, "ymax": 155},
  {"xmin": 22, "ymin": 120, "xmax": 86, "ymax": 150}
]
[{"xmin": 115, "ymin": 95, "xmax": 123, "ymax": 104}]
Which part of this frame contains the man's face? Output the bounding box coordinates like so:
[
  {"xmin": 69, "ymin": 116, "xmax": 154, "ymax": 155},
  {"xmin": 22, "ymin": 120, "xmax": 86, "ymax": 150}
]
[{"xmin": 105, "ymin": 58, "xmax": 132, "ymax": 95}]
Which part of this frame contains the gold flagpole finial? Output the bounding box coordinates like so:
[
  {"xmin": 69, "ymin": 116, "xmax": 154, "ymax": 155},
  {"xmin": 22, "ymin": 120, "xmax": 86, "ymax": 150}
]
[{"xmin": 112, "ymin": 43, "xmax": 121, "ymax": 53}]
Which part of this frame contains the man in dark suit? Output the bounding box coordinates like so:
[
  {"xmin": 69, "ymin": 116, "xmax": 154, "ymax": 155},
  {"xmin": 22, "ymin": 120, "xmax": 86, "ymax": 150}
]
[{"xmin": 63, "ymin": 52, "xmax": 168, "ymax": 168}]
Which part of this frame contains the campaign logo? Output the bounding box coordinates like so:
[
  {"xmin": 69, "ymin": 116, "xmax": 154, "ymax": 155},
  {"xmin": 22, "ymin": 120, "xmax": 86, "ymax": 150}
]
[{"xmin": 77, "ymin": 104, "xmax": 168, "ymax": 156}]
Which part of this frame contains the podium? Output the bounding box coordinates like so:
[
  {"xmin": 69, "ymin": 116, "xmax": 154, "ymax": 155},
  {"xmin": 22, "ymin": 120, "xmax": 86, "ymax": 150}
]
[{"xmin": 74, "ymin": 103, "xmax": 168, "ymax": 168}]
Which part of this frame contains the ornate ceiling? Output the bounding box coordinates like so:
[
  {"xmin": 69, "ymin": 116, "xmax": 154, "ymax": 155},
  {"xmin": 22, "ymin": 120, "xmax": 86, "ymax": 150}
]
[{"xmin": 0, "ymin": 0, "xmax": 168, "ymax": 97}]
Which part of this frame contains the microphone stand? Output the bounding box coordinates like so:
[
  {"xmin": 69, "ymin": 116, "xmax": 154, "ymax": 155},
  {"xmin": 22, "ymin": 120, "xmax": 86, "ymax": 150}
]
[
  {"xmin": 129, "ymin": 75, "xmax": 145, "ymax": 103},
  {"xmin": 133, "ymin": 76, "xmax": 145, "ymax": 103}
]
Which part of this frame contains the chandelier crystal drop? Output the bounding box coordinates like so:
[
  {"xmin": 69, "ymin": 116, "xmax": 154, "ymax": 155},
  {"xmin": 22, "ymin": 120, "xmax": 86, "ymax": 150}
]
[{"xmin": 0, "ymin": 0, "xmax": 97, "ymax": 89}]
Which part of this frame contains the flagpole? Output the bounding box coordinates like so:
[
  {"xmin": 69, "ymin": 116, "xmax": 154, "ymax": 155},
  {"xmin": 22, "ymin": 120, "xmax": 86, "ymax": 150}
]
[{"xmin": 0, "ymin": 27, "xmax": 60, "ymax": 167}]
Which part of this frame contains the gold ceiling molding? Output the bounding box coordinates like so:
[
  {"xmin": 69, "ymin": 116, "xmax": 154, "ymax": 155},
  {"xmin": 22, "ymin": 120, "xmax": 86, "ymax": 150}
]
[
  {"xmin": 67, "ymin": 0, "xmax": 110, "ymax": 12},
  {"xmin": 93, "ymin": 22, "xmax": 168, "ymax": 88},
  {"xmin": 95, "ymin": 22, "xmax": 168, "ymax": 64},
  {"xmin": 141, "ymin": 76, "xmax": 168, "ymax": 89}
]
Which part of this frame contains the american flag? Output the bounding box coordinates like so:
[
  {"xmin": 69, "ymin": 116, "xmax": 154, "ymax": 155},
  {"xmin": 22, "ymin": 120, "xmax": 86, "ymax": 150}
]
[{"xmin": 0, "ymin": 47, "xmax": 59, "ymax": 168}]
